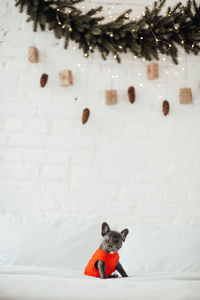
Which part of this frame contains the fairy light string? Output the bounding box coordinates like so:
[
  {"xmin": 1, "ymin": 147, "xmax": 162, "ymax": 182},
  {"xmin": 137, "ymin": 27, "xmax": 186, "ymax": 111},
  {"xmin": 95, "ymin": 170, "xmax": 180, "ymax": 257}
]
[
  {"xmin": 16, "ymin": 0, "xmax": 200, "ymax": 64},
  {"xmin": 56, "ymin": 8, "xmax": 72, "ymax": 33}
]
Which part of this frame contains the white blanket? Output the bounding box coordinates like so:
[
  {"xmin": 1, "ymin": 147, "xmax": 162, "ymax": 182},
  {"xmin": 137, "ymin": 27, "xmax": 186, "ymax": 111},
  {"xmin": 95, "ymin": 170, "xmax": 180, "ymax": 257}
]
[{"xmin": 0, "ymin": 266, "xmax": 200, "ymax": 300}]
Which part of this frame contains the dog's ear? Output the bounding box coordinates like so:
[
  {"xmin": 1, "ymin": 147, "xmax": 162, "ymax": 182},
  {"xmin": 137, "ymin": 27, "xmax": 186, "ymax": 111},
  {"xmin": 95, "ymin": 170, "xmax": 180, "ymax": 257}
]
[
  {"xmin": 101, "ymin": 222, "xmax": 111, "ymax": 236},
  {"xmin": 121, "ymin": 229, "xmax": 129, "ymax": 241}
]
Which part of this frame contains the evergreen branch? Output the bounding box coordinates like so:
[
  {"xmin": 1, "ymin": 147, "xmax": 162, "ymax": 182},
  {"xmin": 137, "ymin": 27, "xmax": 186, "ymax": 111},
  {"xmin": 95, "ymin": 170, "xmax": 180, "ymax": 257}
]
[{"xmin": 15, "ymin": 0, "xmax": 200, "ymax": 64}]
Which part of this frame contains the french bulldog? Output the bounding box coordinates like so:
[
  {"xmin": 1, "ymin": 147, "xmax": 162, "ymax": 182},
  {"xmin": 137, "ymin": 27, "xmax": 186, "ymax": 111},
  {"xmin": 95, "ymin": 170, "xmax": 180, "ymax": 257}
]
[{"xmin": 85, "ymin": 222, "xmax": 129, "ymax": 279}]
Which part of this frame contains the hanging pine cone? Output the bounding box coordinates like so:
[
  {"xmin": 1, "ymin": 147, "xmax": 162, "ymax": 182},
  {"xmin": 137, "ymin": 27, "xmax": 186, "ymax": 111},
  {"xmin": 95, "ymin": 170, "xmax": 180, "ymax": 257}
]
[
  {"xmin": 128, "ymin": 86, "xmax": 136, "ymax": 103},
  {"xmin": 40, "ymin": 73, "xmax": 48, "ymax": 87},
  {"xmin": 162, "ymin": 100, "xmax": 170, "ymax": 116},
  {"xmin": 82, "ymin": 108, "xmax": 90, "ymax": 124}
]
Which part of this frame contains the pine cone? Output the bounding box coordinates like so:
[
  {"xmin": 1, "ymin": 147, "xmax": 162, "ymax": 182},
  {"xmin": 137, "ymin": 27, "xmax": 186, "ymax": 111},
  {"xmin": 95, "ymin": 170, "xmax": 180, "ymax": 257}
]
[
  {"xmin": 40, "ymin": 73, "xmax": 48, "ymax": 87},
  {"xmin": 128, "ymin": 86, "xmax": 136, "ymax": 103},
  {"xmin": 163, "ymin": 100, "xmax": 169, "ymax": 116},
  {"xmin": 82, "ymin": 108, "xmax": 90, "ymax": 124}
]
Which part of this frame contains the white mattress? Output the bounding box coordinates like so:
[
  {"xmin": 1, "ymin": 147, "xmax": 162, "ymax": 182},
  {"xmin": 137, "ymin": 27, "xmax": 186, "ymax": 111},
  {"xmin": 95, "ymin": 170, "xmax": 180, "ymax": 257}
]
[{"xmin": 0, "ymin": 266, "xmax": 200, "ymax": 300}]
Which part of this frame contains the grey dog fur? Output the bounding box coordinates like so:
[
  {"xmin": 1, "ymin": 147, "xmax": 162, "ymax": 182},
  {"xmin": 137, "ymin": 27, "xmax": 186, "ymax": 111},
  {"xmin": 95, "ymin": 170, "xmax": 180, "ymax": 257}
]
[{"xmin": 95, "ymin": 222, "xmax": 129, "ymax": 279}]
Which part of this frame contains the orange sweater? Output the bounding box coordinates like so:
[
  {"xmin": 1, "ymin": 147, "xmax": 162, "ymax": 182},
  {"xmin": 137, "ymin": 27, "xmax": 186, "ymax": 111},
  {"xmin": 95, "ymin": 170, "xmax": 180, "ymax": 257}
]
[{"xmin": 84, "ymin": 248, "xmax": 119, "ymax": 278}]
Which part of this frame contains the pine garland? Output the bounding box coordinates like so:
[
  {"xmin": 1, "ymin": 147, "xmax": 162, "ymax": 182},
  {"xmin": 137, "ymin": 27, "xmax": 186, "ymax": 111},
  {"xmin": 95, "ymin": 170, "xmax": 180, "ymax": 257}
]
[{"xmin": 15, "ymin": 0, "xmax": 200, "ymax": 64}]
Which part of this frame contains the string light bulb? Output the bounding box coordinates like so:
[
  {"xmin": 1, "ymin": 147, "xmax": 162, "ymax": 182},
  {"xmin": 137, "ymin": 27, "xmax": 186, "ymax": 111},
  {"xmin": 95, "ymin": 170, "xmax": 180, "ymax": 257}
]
[
  {"xmin": 140, "ymin": 36, "xmax": 144, "ymax": 40},
  {"xmin": 124, "ymin": 13, "xmax": 129, "ymax": 19}
]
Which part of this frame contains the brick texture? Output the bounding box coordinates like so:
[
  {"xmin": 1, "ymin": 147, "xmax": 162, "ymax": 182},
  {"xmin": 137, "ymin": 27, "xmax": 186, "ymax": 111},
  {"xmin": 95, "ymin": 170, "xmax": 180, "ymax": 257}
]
[{"xmin": 0, "ymin": 0, "xmax": 200, "ymax": 224}]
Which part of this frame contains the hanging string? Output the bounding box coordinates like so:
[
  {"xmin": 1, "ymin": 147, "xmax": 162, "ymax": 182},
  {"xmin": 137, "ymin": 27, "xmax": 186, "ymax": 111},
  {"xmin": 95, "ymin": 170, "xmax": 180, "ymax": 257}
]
[
  {"xmin": 184, "ymin": 53, "xmax": 188, "ymax": 87},
  {"xmin": 110, "ymin": 55, "xmax": 114, "ymax": 90},
  {"xmin": 165, "ymin": 55, "xmax": 169, "ymax": 100},
  {"xmin": 85, "ymin": 58, "xmax": 89, "ymax": 107}
]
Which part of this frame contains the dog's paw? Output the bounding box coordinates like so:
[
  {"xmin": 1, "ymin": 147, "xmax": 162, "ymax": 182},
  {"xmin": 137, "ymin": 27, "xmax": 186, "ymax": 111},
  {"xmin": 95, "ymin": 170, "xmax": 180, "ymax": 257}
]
[{"xmin": 109, "ymin": 274, "xmax": 119, "ymax": 278}]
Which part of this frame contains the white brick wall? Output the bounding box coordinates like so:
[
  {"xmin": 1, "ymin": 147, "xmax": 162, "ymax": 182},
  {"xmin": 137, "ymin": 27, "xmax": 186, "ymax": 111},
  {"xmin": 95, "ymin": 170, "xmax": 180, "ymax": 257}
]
[{"xmin": 0, "ymin": 0, "xmax": 200, "ymax": 224}]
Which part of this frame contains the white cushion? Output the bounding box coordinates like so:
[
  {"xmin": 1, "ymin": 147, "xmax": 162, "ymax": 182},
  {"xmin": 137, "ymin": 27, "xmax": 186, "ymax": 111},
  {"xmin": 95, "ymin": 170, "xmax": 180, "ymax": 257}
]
[
  {"xmin": 120, "ymin": 225, "xmax": 200, "ymax": 273},
  {"xmin": 0, "ymin": 210, "xmax": 101, "ymax": 270},
  {"xmin": 0, "ymin": 211, "xmax": 200, "ymax": 273}
]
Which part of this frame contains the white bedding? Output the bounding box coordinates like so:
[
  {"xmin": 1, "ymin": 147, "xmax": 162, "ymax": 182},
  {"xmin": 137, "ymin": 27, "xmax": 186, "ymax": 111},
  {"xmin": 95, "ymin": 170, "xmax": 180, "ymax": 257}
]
[
  {"xmin": 1, "ymin": 212, "xmax": 200, "ymax": 299},
  {"xmin": 0, "ymin": 266, "xmax": 200, "ymax": 300}
]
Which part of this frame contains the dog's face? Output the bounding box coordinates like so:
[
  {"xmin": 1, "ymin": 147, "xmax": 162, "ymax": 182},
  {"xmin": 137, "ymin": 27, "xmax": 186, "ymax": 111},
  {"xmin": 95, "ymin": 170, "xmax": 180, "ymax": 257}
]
[{"xmin": 101, "ymin": 222, "xmax": 129, "ymax": 253}]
